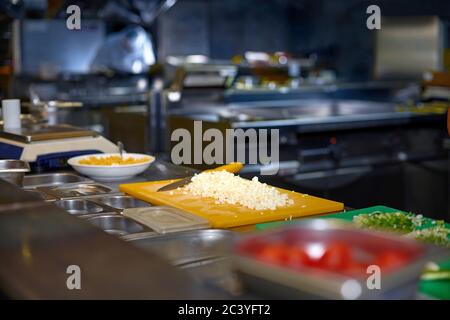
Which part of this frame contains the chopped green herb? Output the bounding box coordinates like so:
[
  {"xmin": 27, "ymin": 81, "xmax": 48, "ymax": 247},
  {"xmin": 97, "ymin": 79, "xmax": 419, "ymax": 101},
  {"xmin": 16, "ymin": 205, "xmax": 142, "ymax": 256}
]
[
  {"xmin": 353, "ymin": 211, "xmax": 422, "ymax": 234},
  {"xmin": 409, "ymin": 221, "xmax": 450, "ymax": 248},
  {"xmin": 353, "ymin": 213, "xmax": 450, "ymax": 247}
]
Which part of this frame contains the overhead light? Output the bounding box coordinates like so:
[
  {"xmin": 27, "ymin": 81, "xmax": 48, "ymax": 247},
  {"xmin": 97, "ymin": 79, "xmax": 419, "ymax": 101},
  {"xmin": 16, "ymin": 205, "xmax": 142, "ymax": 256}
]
[
  {"xmin": 131, "ymin": 60, "xmax": 143, "ymax": 74},
  {"xmin": 167, "ymin": 91, "xmax": 181, "ymax": 102}
]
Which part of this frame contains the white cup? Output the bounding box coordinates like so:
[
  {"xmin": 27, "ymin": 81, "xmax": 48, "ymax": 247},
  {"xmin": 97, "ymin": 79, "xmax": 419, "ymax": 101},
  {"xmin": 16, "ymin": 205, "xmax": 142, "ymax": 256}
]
[{"xmin": 2, "ymin": 99, "xmax": 21, "ymax": 130}]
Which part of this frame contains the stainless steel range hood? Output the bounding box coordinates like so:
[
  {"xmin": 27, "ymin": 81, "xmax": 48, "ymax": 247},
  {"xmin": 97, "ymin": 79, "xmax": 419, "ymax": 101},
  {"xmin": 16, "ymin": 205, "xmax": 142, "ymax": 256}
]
[{"xmin": 374, "ymin": 16, "xmax": 446, "ymax": 80}]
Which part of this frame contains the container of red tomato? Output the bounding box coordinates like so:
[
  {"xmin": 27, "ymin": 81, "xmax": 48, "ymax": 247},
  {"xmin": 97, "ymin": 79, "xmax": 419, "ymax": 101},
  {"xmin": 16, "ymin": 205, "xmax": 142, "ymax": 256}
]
[{"xmin": 233, "ymin": 219, "xmax": 445, "ymax": 299}]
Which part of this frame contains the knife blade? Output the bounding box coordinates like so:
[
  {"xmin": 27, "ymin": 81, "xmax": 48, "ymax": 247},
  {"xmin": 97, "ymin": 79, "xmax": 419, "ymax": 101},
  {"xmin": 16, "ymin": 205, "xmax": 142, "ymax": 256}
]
[
  {"xmin": 157, "ymin": 175, "xmax": 195, "ymax": 192},
  {"xmin": 156, "ymin": 162, "xmax": 243, "ymax": 192}
]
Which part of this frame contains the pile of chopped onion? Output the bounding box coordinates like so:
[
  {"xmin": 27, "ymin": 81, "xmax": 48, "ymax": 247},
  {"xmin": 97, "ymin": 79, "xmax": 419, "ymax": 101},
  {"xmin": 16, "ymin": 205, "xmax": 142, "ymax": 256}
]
[{"xmin": 182, "ymin": 171, "xmax": 293, "ymax": 210}]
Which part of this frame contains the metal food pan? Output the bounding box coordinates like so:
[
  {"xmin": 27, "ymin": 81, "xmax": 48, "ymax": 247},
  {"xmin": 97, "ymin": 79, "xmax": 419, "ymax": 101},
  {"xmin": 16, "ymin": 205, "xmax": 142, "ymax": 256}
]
[
  {"xmin": 23, "ymin": 173, "xmax": 92, "ymax": 189},
  {"xmin": 125, "ymin": 229, "xmax": 235, "ymax": 266},
  {"xmin": 53, "ymin": 199, "xmax": 112, "ymax": 216},
  {"xmin": 22, "ymin": 189, "xmax": 57, "ymax": 201},
  {"xmin": 233, "ymin": 219, "xmax": 447, "ymax": 300},
  {"xmin": 90, "ymin": 195, "xmax": 151, "ymax": 211},
  {"xmin": 86, "ymin": 214, "xmax": 155, "ymax": 237},
  {"xmin": 38, "ymin": 183, "xmax": 117, "ymax": 199},
  {"xmin": 0, "ymin": 159, "xmax": 30, "ymax": 186}
]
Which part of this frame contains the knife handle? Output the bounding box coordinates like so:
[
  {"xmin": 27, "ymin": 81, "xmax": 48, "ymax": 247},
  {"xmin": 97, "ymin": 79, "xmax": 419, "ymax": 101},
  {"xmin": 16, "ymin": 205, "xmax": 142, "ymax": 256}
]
[{"xmin": 205, "ymin": 162, "xmax": 243, "ymax": 174}]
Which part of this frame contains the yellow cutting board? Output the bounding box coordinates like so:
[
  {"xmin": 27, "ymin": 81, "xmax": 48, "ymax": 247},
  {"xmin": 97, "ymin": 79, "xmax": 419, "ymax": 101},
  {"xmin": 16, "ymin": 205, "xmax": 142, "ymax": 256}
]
[{"xmin": 119, "ymin": 179, "xmax": 344, "ymax": 229}]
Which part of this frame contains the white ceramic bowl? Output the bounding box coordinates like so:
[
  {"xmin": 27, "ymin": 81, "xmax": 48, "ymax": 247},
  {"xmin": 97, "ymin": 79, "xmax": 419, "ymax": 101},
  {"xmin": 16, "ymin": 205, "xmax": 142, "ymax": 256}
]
[{"xmin": 68, "ymin": 153, "xmax": 155, "ymax": 182}]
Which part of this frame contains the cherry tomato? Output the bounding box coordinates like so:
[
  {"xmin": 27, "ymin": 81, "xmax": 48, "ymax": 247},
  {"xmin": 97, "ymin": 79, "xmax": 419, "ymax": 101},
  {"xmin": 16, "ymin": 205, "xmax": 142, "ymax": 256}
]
[
  {"xmin": 240, "ymin": 239, "xmax": 269, "ymax": 254},
  {"xmin": 257, "ymin": 244, "xmax": 289, "ymax": 265},
  {"xmin": 344, "ymin": 262, "xmax": 369, "ymax": 276},
  {"xmin": 285, "ymin": 246, "xmax": 310, "ymax": 268},
  {"xmin": 375, "ymin": 251, "xmax": 409, "ymax": 272},
  {"xmin": 318, "ymin": 243, "xmax": 352, "ymax": 271}
]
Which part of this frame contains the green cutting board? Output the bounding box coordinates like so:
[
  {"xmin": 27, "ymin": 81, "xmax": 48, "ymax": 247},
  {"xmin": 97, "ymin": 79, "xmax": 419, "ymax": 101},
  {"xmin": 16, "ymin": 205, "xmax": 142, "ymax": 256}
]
[
  {"xmin": 255, "ymin": 205, "xmax": 450, "ymax": 300},
  {"xmin": 256, "ymin": 205, "xmax": 450, "ymax": 231}
]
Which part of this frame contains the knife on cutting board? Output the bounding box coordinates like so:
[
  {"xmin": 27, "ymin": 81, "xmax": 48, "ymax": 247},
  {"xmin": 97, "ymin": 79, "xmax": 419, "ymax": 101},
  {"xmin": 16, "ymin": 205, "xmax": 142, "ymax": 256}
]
[{"xmin": 157, "ymin": 162, "xmax": 243, "ymax": 192}]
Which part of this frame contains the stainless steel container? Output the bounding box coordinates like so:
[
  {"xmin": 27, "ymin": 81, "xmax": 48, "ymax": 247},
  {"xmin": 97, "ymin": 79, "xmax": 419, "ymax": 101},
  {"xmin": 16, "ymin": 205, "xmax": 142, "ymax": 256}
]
[
  {"xmin": 0, "ymin": 160, "xmax": 30, "ymax": 187},
  {"xmin": 92, "ymin": 195, "xmax": 151, "ymax": 210},
  {"xmin": 86, "ymin": 214, "xmax": 154, "ymax": 237},
  {"xmin": 126, "ymin": 229, "xmax": 235, "ymax": 266},
  {"xmin": 23, "ymin": 189, "xmax": 57, "ymax": 201},
  {"xmin": 54, "ymin": 199, "xmax": 108, "ymax": 215},
  {"xmin": 23, "ymin": 173, "xmax": 92, "ymax": 188},
  {"xmin": 374, "ymin": 16, "xmax": 445, "ymax": 80},
  {"xmin": 38, "ymin": 183, "xmax": 115, "ymax": 199}
]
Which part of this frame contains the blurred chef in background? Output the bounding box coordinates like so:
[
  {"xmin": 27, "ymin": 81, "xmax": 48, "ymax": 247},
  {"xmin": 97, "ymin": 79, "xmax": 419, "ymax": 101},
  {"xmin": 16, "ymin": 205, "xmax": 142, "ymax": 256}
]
[{"xmin": 91, "ymin": 25, "xmax": 155, "ymax": 74}]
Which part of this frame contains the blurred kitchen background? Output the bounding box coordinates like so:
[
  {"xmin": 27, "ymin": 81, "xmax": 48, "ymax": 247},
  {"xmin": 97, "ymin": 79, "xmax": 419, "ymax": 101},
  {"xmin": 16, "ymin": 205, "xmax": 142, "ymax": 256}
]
[{"xmin": 0, "ymin": 0, "xmax": 449, "ymax": 220}]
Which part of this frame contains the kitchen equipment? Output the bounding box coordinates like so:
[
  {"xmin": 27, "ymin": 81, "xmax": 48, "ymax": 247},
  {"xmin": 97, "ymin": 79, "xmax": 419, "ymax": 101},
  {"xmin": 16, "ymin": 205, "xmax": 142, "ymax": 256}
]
[
  {"xmin": 120, "ymin": 178, "xmax": 344, "ymax": 228},
  {"xmin": 54, "ymin": 199, "xmax": 108, "ymax": 215},
  {"xmin": 0, "ymin": 124, "xmax": 119, "ymax": 171},
  {"xmin": 91, "ymin": 195, "xmax": 150, "ymax": 210},
  {"xmin": 374, "ymin": 16, "xmax": 445, "ymax": 80},
  {"xmin": 233, "ymin": 219, "xmax": 446, "ymax": 299},
  {"xmin": 0, "ymin": 159, "xmax": 30, "ymax": 186},
  {"xmin": 0, "ymin": 114, "xmax": 38, "ymax": 128},
  {"xmin": 23, "ymin": 173, "xmax": 92, "ymax": 188},
  {"xmin": 39, "ymin": 183, "xmax": 115, "ymax": 199},
  {"xmin": 166, "ymin": 58, "xmax": 237, "ymax": 93},
  {"xmin": 22, "ymin": 189, "xmax": 57, "ymax": 201},
  {"xmin": 68, "ymin": 153, "xmax": 155, "ymax": 182},
  {"xmin": 0, "ymin": 124, "xmax": 95, "ymax": 142},
  {"xmin": 53, "ymin": 194, "xmax": 151, "ymax": 217},
  {"xmin": 157, "ymin": 162, "xmax": 243, "ymax": 192},
  {"xmin": 13, "ymin": 20, "xmax": 105, "ymax": 76},
  {"xmin": 125, "ymin": 229, "xmax": 234, "ymax": 266},
  {"xmin": 123, "ymin": 206, "xmax": 210, "ymax": 234},
  {"xmin": 25, "ymin": 87, "xmax": 83, "ymax": 126},
  {"xmin": 86, "ymin": 214, "xmax": 154, "ymax": 237}
]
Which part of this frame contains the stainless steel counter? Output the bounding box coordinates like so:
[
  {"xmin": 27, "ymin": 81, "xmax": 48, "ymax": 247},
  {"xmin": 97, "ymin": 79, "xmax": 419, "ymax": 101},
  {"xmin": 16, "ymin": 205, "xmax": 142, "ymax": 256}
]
[
  {"xmin": 170, "ymin": 99, "xmax": 445, "ymax": 132},
  {"xmin": 0, "ymin": 161, "xmax": 227, "ymax": 299}
]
